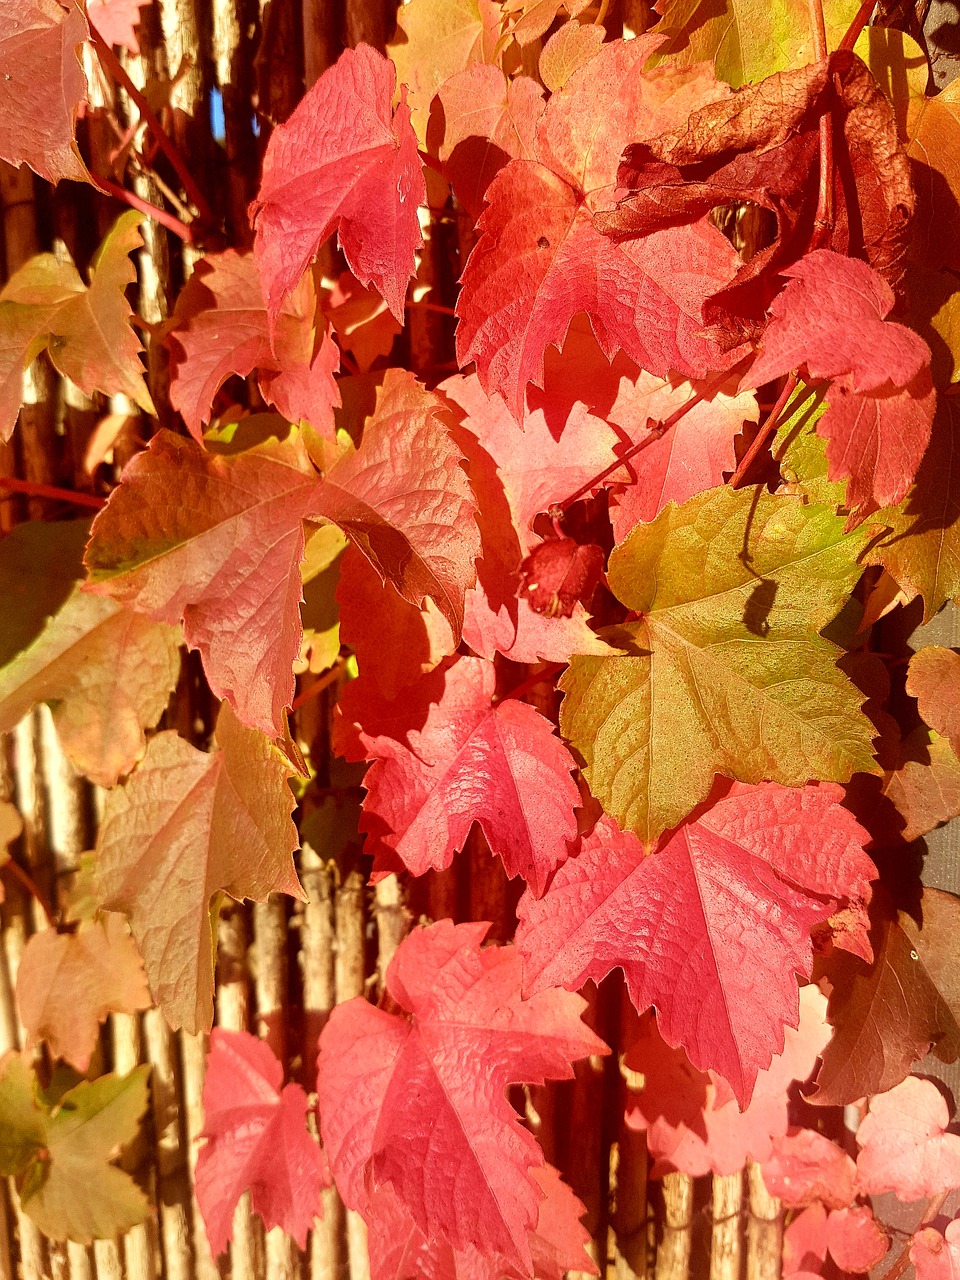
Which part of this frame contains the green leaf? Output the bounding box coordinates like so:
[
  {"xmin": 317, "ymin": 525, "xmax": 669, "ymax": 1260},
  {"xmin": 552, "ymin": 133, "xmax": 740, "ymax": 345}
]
[
  {"xmin": 561, "ymin": 484, "xmax": 878, "ymax": 845},
  {"xmin": 649, "ymin": 0, "xmax": 860, "ymax": 88},
  {"xmin": 0, "ymin": 1054, "xmax": 150, "ymax": 1244}
]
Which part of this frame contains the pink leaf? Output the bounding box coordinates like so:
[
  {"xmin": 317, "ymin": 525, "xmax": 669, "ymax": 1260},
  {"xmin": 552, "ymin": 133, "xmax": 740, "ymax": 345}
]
[
  {"xmin": 624, "ymin": 987, "xmax": 831, "ymax": 1177},
  {"xmin": 167, "ymin": 251, "xmax": 340, "ymax": 442},
  {"xmin": 762, "ymin": 1129, "xmax": 858, "ymax": 1210},
  {"xmin": 86, "ymin": 0, "xmax": 151, "ymax": 52},
  {"xmin": 784, "ymin": 1203, "xmax": 829, "ymax": 1278},
  {"xmin": 356, "ymin": 657, "xmax": 580, "ymax": 895},
  {"xmin": 856, "ymin": 1076, "xmax": 960, "ymax": 1201},
  {"xmin": 317, "ymin": 920, "xmax": 606, "ymax": 1272},
  {"xmin": 196, "ymin": 1029, "xmax": 328, "ymax": 1254},
  {"xmin": 251, "ymin": 44, "xmax": 425, "ymax": 326},
  {"xmin": 826, "ymin": 1205, "xmax": 889, "ymax": 1273},
  {"xmin": 517, "ymin": 781, "xmax": 874, "ymax": 1103},
  {"xmin": 912, "ymin": 1220, "xmax": 960, "ymax": 1280},
  {"xmin": 364, "ymin": 1165, "xmax": 596, "ymax": 1280}
]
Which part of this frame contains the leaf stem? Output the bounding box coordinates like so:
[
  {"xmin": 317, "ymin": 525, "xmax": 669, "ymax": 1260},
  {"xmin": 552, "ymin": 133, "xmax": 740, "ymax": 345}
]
[
  {"xmin": 408, "ymin": 300, "xmax": 458, "ymax": 317},
  {"xmin": 2, "ymin": 859, "xmax": 56, "ymax": 928},
  {"xmin": 838, "ymin": 0, "xmax": 878, "ymax": 51},
  {"xmin": 881, "ymin": 1190, "xmax": 951, "ymax": 1280},
  {"xmin": 97, "ymin": 176, "xmax": 195, "ymax": 243},
  {"xmin": 729, "ymin": 372, "xmax": 800, "ymax": 488},
  {"xmin": 0, "ymin": 476, "xmax": 106, "ymax": 509},
  {"xmin": 808, "ymin": 0, "xmax": 835, "ymax": 246},
  {"xmin": 560, "ymin": 356, "xmax": 755, "ymax": 511},
  {"xmin": 291, "ymin": 662, "xmax": 345, "ymax": 711},
  {"xmin": 90, "ymin": 27, "xmax": 215, "ymax": 228},
  {"xmin": 493, "ymin": 664, "xmax": 564, "ymax": 706}
]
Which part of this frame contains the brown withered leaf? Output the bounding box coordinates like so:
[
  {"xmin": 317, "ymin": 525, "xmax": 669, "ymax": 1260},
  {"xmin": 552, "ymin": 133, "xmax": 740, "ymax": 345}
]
[
  {"xmin": 598, "ymin": 51, "xmax": 913, "ymax": 337},
  {"xmin": 809, "ymin": 888, "xmax": 960, "ymax": 1106}
]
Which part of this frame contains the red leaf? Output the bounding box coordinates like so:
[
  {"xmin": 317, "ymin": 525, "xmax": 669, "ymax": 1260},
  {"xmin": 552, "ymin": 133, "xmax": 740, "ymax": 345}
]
[
  {"xmin": 313, "ymin": 369, "xmax": 480, "ymax": 641},
  {"xmin": 316, "ymin": 920, "xmax": 607, "ymax": 1271},
  {"xmin": 456, "ymin": 39, "xmax": 743, "ymax": 418},
  {"xmin": 441, "ymin": 372, "xmax": 614, "ymax": 661},
  {"xmin": 355, "ymin": 656, "xmax": 580, "ymax": 895},
  {"xmin": 826, "ymin": 1205, "xmax": 889, "ymax": 1273},
  {"xmin": 750, "ymin": 252, "xmax": 930, "ymax": 394},
  {"xmin": 336, "ymin": 545, "xmax": 455, "ymax": 699},
  {"xmin": 364, "ymin": 1165, "xmax": 596, "ymax": 1280},
  {"xmin": 517, "ymin": 782, "xmax": 875, "ymax": 1103},
  {"xmin": 762, "ymin": 1129, "xmax": 858, "ymax": 1210},
  {"xmin": 623, "ymin": 987, "xmax": 831, "ymax": 1177},
  {"xmin": 16, "ymin": 916, "xmax": 151, "ymax": 1072},
  {"xmin": 84, "ymin": 429, "xmax": 319, "ymax": 737},
  {"xmin": 519, "ymin": 538, "xmax": 603, "ymax": 618},
  {"xmin": 747, "ymin": 251, "xmax": 934, "ymax": 515},
  {"xmin": 0, "ymin": 0, "xmax": 90, "ymax": 185},
  {"xmin": 784, "ymin": 1203, "xmax": 829, "ymax": 1278},
  {"xmin": 912, "ymin": 1220, "xmax": 960, "ymax": 1280},
  {"xmin": 196, "ymin": 1029, "xmax": 328, "ymax": 1254},
  {"xmin": 605, "ymin": 370, "xmax": 758, "ymax": 536},
  {"xmin": 251, "ymin": 44, "xmax": 425, "ymax": 326},
  {"xmin": 437, "ymin": 63, "xmax": 545, "ymax": 219},
  {"xmin": 856, "ymin": 1076, "xmax": 960, "ymax": 1200},
  {"xmin": 167, "ymin": 251, "xmax": 340, "ymax": 442}
]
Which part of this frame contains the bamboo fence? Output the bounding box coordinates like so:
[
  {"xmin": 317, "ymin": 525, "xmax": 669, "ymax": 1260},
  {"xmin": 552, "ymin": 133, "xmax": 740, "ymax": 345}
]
[{"xmin": 0, "ymin": 0, "xmax": 954, "ymax": 1276}]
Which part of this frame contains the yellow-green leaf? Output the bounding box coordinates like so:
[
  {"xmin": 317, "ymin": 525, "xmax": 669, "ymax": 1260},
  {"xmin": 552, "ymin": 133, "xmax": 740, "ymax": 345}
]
[{"xmin": 561, "ymin": 484, "xmax": 878, "ymax": 845}]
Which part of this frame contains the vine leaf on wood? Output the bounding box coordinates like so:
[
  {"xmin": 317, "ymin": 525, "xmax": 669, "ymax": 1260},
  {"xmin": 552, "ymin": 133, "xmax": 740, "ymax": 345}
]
[
  {"xmin": 911, "ymin": 1219, "xmax": 960, "ymax": 1280},
  {"xmin": 351, "ymin": 656, "xmax": 580, "ymax": 895},
  {"xmin": 251, "ymin": 43, "xmax": 426, "ymax": 327},
  {"xmin": 907, "ymin": 646, "xmax": 960, "ymax": 757},
  {"xmin": 95, "ymin": 703, "xmax": 302, "ymax": 1034},
  {"xmin": 761, "ymin": 1129, "xmax": 858, "ymax": 1209},
  {"xmin": 0, "ymin": 211, "xmax": 155, "ymax": 440},
  {"xmin": 517, "ymin": 783, "xmax": 872, "ymax": 1104},
  {"xmin": 0, "ymin": 0, "xmax": 91, "ymax": 185},
  {"xmin": 561, "ymin": 483, "xmax": 878, "ymax": 846},
  {"xmin": 196, "ymin": 1029, "xmax": 329, "ymax": 1254},
  {"xmin": 0, "ymin": 1054, "xmax": 150, "ymax": 1244},
  {"xmin": 317, "ymin": 920, "xmax": 607, "ymax": 1272},
  {"xmin": 86, "ymin": 0, "xmax": 152, "ymax": 52}
]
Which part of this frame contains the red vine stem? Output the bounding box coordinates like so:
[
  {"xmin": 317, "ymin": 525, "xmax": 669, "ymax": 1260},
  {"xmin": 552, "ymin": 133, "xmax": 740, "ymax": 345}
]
[
  {"xmin": 493, "ymin": 664, "xmax": 564, "ymax": 706},
  {"xmin": 97, "ymin": 177, "xmax": 195, "ymax": 242},
  {"xmin": 0, "ymin": 476, "xmax": 106, "ymax": 509},
  {"xmin": 838, "ymin": 0, "xmax": 878, "ymax": 51},
  {"xmin": 560, "ymin": 356, "xmax": 755, "ymax": 512},
  {"xmin": 291, "ymin": 662, "xmax": 345, "ymax": 711},
  {"xmin": 881, "ymin": 1190, "xmax": 951, "ymax": 1280},
  {"xmin": 89, "ymin": 28, "xmax": 215, "ymax": 228},
  {"xmin": 729, "ymin": 373, "xmax": 800, "ymax": 488},
  {"xmin": 2, "ymin": 859, "xmax": 56, "ymax": 928}
]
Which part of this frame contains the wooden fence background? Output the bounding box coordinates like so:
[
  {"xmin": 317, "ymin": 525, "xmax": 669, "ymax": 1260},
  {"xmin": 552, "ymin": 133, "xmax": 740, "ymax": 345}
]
[{"xmin": 0, "ymin": 0, "xmax": 958, "ymax": 1276}]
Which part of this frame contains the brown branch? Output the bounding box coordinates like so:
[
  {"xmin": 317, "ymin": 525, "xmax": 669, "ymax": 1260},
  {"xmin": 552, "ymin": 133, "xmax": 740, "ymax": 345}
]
[{"xmin": 2, "ymin": 859, "xmax": 56, "ymax": 928}]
